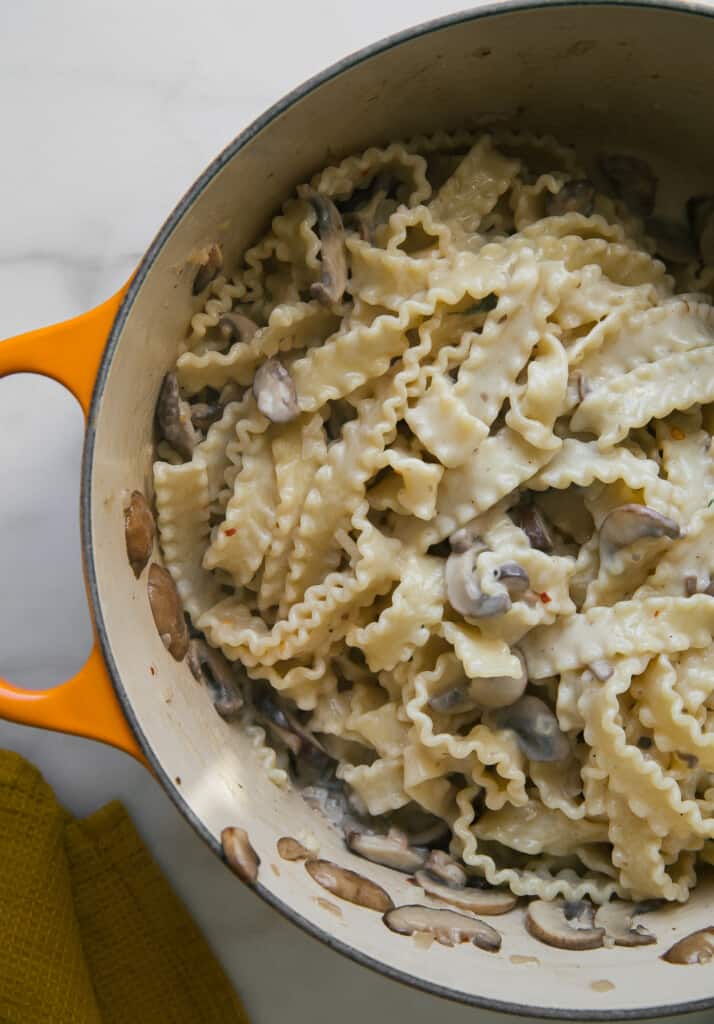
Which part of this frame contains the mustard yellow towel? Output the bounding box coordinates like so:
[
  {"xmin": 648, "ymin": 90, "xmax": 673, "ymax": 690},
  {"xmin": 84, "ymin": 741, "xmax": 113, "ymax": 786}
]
[{"xmin": 0, "ymin": 750, "xmax": 249, "ymax": 1024}]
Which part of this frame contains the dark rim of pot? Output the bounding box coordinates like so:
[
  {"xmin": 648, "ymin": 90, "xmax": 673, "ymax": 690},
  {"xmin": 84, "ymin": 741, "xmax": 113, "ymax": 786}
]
[{"xmin": 82, "ymin": 1, "xmax": 714, "ymax": 1018}]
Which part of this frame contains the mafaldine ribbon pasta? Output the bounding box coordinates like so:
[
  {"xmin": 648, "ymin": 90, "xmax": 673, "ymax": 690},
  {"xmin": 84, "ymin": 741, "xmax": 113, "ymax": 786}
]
[{"xmin": 154, "ymin": 130, "xmax": 714, "ymax": 904}]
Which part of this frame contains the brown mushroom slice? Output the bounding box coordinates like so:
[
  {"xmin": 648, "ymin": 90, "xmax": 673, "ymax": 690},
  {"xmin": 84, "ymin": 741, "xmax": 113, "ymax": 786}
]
[
  {"xmin": 252, "ymin": 358, "xmax": 299, "ymax": 424},
  {"xmin": 687, "ymin": 195, "xmax": 714, "ymax": 265},
  {"xmin": 353, "ymin": 172, "xmax": 393, "ymax": 243},
  {"xmin": 597, "ymin": 154, "xmax": 657, "ymax": 217},
  {"xmin": 526, "ymin": 899, "xmax": 605, "ymax": 950},
  {"xmin": 187, "ymin": 638, "xmax": 243, "ymax": 720},
  {"xmin": 645, "ymin": 217, "xmax": 697, "ymax": 265},
  {"xmin": 221, "ymin": 826, "xmax": 260, "ymax": 884},
  {"xmin": 156, "ymin": 372, "xmax": 200, "ymax": 460},
  {"xmin": 423, "ymin": 850, "xmax": 467, "ymax": 888},
  {"xmin": 218, "ymin": 311, "xmax": 259, "ymax": 346},
  {"xmin": 277, "ymin": 836, "xmax": 311, "ymax": 861},
  {"xmin": 383, "ymin": 905, "xmax": 501, "ymax": 952},
  {"xmin": 192, "ymin": 243, "xmax": 223, "ymax": 295},
  {"xmin": 304, "ymin": 188, "xmax": 348, "ymax": 305},
  {"xmin": 517, "ymin": 503, "xmax": 553, "ymax": 553},
  {"xmin": 190, "ymin": 402, "xmax": 223, "ymax": 434},
  {"xmin": 414, "ymin": 871, "xmax": 517, "ymax": 915},
  {"xmin": 305, "ymin": 859, "xmax": 394, "ymax": 912},
  {"xmin": 346, "ymin": 828, "xmax": 427, "ymax": 873},
  {"xmin": 594, "ymin": 901, "xmax": 657, "ymax": 947},
  {"xmin": 124, "ymin": 490, "xmax": 154, "ymax": 578},
  {"xmin": 147, "ymin": 563, "xmax": 188, "ymax": 661},
  {"xmin": 492, "ymin": 695, "xmax": 570, "ymax": 762},
  {"xmin": 661, "ymin": 926, "xmax": 714, "ymax": 964},
  {"xmin": 544, "ymin": 179, "xmax": 596, "ymax": 218},
  {"xmin": 445, "ymin": 547, "xmax": 511, "ymax": 619},
  {"xmin": 492, "ymin": 562, "xmax": 530, "ymax": 596},
  {"xmin": 600, "ymin": 504, "xmax": 680, "ymax": 562}
]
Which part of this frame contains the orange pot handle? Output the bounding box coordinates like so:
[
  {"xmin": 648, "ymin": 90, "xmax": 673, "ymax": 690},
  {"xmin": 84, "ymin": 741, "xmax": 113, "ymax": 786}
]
[{"xmin": 0, "ymin": 287, "xmax": 147, "ymax": 765}]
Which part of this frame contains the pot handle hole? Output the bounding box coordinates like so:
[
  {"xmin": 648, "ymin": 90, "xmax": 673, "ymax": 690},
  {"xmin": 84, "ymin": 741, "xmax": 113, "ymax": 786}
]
[{"xmin": 0, "ymin": 286, "xmax": 147, "ymax": 765}]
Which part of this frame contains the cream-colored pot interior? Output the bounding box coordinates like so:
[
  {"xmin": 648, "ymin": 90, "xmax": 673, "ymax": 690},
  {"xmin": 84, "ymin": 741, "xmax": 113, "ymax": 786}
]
[{"xmin": 88, "ymin": 3, "xmax": 714, "ymax": 1018}]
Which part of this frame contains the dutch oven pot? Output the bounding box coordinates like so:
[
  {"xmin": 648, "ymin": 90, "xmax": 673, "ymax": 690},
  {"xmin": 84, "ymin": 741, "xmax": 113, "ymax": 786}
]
[{"xmin": 2, "ymin": 3, "xmax": 714, "ymax": 1018}]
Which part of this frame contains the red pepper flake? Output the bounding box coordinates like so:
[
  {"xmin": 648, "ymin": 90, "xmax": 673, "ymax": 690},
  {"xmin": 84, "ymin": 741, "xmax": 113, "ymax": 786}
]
[
  {"xmin": 539, "ymin": 592, "xmax": 552, "ymax": 604},
  {"xmin": 671, "ymin": 427, "xmax": 685, "ymax": 440},
  {"xmin": 149, "ymin": 665, "xmax": 156, "ymax": 677},
  {"xmin": 224, "ymin": 527, "xmax": 237, "ymax": 537},
  {"xmin": 654, "ymin": 609, "xmax": 661, "ymax": 617}
]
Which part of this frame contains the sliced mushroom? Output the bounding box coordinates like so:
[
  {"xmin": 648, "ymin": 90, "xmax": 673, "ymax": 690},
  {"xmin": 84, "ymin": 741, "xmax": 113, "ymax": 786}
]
[
  {"xmin": 277, "ymin": 836, "xmax": 311, "ymax": 861},
  {"xmin": 147, "ymin": 563, "xmax": 188, "ymax": 661},
  {"xmin": 430, "ymin": 650, "xmax": 528, "ymax": 713},
  {"xmin": 304, "ymin": 188, "xmax": 348, "ymax": 305},
  {"xmin": 252, "ymin": 358, "xmax": 299, "ymax": 424},
  {"xmin": 492, "ymin": 562, "xmax": 530, "ymax": 596},
  {"xmin": 423, "ymin": 850, "xmax": 467, "ymax": 888},
  {"xmin": 346, "ymin": 828, "xmax": 427, "ymax": 873},
  {"xmin": 305, "ymin": 859, "xmax": 394, "ymax": 912},
  {"xmin": 414, "ymin": 871, "xmax": 517, "ymax": 915},
  {"xmin": 383, "ymin": 905, "xmax": 501, "ymax": 952},
  {"xmin": 526, "ymin": 899, "xmax": 605, "ymax": 950},
  {"xmin": 192, "ymin": 243, "xmax": 223, "ymax": 295},
  {"xmin": 221, "ymin": 826, "xmax": 260, "ymax": 884},
  {"xmin": 517, "ymin": 503, "xmax": 553, "ymax": 553},
  {"xmin": 445, "ymin": 547, "xmax": 511, "ymax": 619},
  {"xmin": 492, "ymin": 695, "xmax": 570, "ymax": 762},
  {"xmin": 190, "ymin": 401, "xmax": 223, "ymax": 434},
  {"xmin": 353, "ymin": 172, "xmax": 392, "ymax": 243},
  {"xmin": 645, "ymin": 216, "xmax": 697, "ymax": 265},
  {"xmin": 661, "ymin": 927, "xmax": 714, "ymax": 964},
  {"xmin": 687, "ymin": 195, "xmax": 714, "ymax": 265},
  {"xmin": 187, "ymin": 638, "xmax": 243, "ymax": 720},
  {"xmin": 597, "ymin": 154, "xmax": 657, "ymax": 217},
  {"xmin": 218, "ymin": 311, "xmax": 259, "ymax": 346},
  {"xmin": 545, "ymin": 179, "xmax": 596, "ymax": 218},
  {"xmin": 254, "ymin": 689, "xmax": 303, "ymax": 757},
  {"xmin": 156, "ymin": 372, "xmax": 199, "ymax": 460},
  {"xmin": 600, "ymin": 504, "xmax": 680, "ymax": 562},
  {"xmin": 594, "ymin": 900, "xmax": 657, "ymax": 947},
  {"xmin": 124, "ymin": 490, "xmax": 154, "ymax": 578}
]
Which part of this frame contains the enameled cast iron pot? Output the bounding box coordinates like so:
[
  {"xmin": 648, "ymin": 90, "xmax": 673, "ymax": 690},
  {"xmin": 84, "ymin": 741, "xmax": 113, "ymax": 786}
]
[{"xmin": 2, "ymin": 4, "xmax": 714, "ymax": 1017}]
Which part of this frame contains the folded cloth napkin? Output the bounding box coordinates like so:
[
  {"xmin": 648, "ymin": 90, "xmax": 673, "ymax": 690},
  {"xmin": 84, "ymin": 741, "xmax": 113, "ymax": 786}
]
[{"xmin": 0, "ymin": 750, "xmax": 249, "ymax": 1024}]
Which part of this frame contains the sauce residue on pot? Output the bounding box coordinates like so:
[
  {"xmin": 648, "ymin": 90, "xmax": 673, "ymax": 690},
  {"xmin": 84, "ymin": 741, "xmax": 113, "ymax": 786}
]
[
  {"xmin": 591, "ymin": 980, "xmax": 615, "ymax": 993},
  {"xmin": 661, "ymin": 927, "xmax": 714, "ymax": 964},
  {"xmin": 316, "ymin": 897, "xmax": 342, "ymax": 918},
  {"xmin": 510, "ymin": 954, "xmax": 540, "ymax": 966}
]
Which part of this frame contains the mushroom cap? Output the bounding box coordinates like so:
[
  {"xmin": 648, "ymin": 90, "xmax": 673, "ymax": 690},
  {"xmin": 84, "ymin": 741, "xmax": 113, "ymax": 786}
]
[
  {"xmin": 305, "ymin": 859, "xmax": 394, "ymax": 912},
  {"xmin": 661, "ymin": 927, "xmax": 714, "ymax": 965},
  {"xmin": 124, "ymin": 490, "xmax": 154, "ymax": 579},
  {"xmin": 303, "ymin": 187, "xmax": 348, "ymax": 306},
  {"xmin": 594, "ymin": 901, "xmax": 657, "ymax": 947},
  {"xmin": 597, "ymin": 154, "xmax": 657, "ymax": 217},
  {"xmin": 383, "ymin": 905, "xmax": 502, "ymax": 951},
  {"xmin": 192, "ymin": 242, "xmax": 223, "ymax": 295},
  {"xmin": 252, "ymin": 358, "xmax": 299, "ymax": 424},
  {"xmin": 187, "ymin": 638, "xmax": 243, "ymax": 720},
  {"xmin": 414, "ymin": 871, "xmax": 518, "ymax": 915},
  {"xmin": 492, "ymin": 695, "xmax": 570, "ymax": 762},
  {"xmin": 156, "ymin": 372, "xmax": 199, "ymax": 460},
  {"xmin": 346, "ymin": 828, "xmax": 427, "ymax": 873},
  {"xmin": 445, "ymin": 547, "xmax": 511, "ymax": 619},
  {"xmin": 423, "ymin": 850, "xmax": 467, "ymax": 888},
  {"xmin": 600, "ymin": 504, "xmax": 680, "ymax": 561},
  {"xmin": 147, "ymin": 563, "xmax": 188, "ymax": 661},
  {"xmin": 526, "ymin": 899, "xmax": 605, "ymax": 950},
  {"xmin": 221, "ymin": 826, "xmax": 260, "ymax": 884},
  {"xmin": 545, "ymin": 179, "xmax": 596, "ymax": 218}
]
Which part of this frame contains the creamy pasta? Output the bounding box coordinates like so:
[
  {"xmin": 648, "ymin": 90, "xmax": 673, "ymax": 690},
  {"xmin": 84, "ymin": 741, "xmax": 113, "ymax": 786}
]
[{"xmin": 154, "ymin": 131, "xmax": 714, "ymax": 904}]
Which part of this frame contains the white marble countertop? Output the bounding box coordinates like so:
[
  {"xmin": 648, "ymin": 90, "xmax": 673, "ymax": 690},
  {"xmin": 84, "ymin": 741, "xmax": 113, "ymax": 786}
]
[{"xmin": 0, "ymin": 2, "xmax": 712, "ymax": 1022}]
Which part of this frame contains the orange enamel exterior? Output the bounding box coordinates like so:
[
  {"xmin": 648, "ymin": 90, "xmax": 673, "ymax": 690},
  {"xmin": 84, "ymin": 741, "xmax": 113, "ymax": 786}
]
[{"xmin": 0, "ymin": 287, "xmax": 146, "ymax": 764}]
